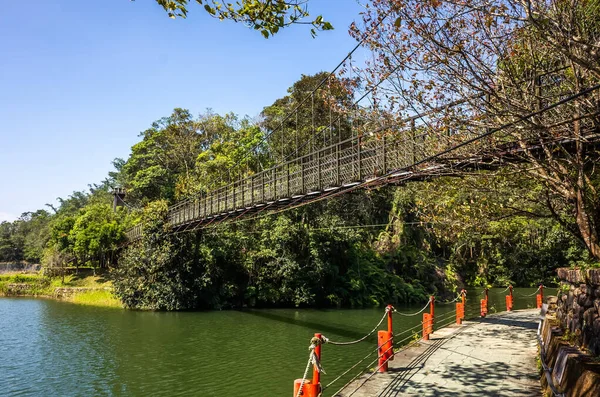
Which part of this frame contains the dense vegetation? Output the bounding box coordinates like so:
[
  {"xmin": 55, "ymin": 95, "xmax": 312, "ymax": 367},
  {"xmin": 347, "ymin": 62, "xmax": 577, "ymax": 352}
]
[{"xmin": 2, "ymin": 0, "xmax": 598, "ymax": 310}]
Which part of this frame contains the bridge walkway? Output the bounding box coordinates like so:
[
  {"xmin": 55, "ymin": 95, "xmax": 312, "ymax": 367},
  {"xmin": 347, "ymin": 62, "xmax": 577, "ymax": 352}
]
[{"xmin": 339, "ymin": 309, "xmax": 540, "ymax": 397}]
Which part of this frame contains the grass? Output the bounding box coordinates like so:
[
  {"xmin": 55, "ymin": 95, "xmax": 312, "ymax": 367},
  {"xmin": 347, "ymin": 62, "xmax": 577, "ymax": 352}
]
[
  {"xmin": 0, "ymin": 271, "xmax": 123, "ymax": 309},
  {"xmin": 68, "ymin": 289, "xmax": 123, "ymax": 308}
]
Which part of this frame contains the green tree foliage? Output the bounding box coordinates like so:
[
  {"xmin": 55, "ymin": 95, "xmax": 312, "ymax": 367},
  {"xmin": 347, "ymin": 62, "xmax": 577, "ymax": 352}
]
[
  {"xmin": 112, "ymin": 201, "xmax": 215, "ymax": 310},
  {"xmin": 261, "ymin": 72, "xmax": 354, "ymax": 161},
  {"xmin": 69, "ymin": 204, "xmax": 126, "ymax": 270},
  {"xmin": 152, "ymin": 0, "xmax": 333, "ymax": 38},
  {"xmin": 0, "ymin": 211, "xmax": 51, "ymax": 263}
]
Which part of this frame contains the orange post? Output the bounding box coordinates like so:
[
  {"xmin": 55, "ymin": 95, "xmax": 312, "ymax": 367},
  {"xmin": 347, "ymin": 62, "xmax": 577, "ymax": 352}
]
[
  {"xmin": 377, "ymin": 330, "xmax": 393, "ymax": 372},
  {"xmin": 536, "ymin": 284, "xmax": 544, "ymax": 309},
  {"xmin": 293, "ymin": 334, "xmax": 322, "ymax": 397},
  {"xmin": 293, "ymin": 380, "xmax": 318, "ymax": 397},
  {"xmin": 456, "ymin": 302, "xmax": 464, "ymax": 325},
  {"xmin": 430, "ymin": 296, "xmax": 435, "ymax": 328},
  {"xmin": 386, "ymin": 305, "xmax": 394, "ymax": 361},
  {"xmin": 312, "ymin": 333, "xmax": 322, "ymax": 391},
  {"xmin": 422, "ymin": 313, "xmax": 432, "ymax": 340},
  {"xmin": 480, "ymin": 288, "xmax": 489, "ymax": 317},
  {"xmin": 506, "ymin": 285, "xmax": 513, "ymax": 311}
]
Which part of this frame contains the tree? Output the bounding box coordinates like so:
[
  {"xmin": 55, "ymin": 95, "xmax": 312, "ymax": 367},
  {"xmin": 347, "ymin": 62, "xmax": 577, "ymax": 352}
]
[
  {"xmin": 349, "ymin": 0, "xmax": 600, "ymax": 260},
  {"xmin": 151, "ymin": 0, "xmax": 333, "ymax": 38},
  {"xmin": 121, "ymin": 108, "xmax": 203, "ymax": 204},
  {"xmin": 69, "ymin": 204, "xmax": 126, "ymax": 270},
  {"xmin": 261, "ymin": 72, "xmax": 355, "ymax": 162}
]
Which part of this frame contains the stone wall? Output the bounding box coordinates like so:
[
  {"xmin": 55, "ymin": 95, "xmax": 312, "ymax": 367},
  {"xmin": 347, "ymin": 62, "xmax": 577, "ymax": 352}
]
[{"xmin": 555, "ymin": 268, "xmax": 600, "ymax": 356}]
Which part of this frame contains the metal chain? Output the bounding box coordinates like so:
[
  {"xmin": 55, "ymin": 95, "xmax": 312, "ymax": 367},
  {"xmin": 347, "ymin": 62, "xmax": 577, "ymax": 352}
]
[
  {"xmin": 517, "ymin": 285, "xmax": 542, "ymax": 297},
  {"xmin": 393, "ymin": 298, "xmax": 431, "ymax": 316},
  {"xmin": 437, "ymin": 291, "xmax": 464, "ymax": 304},
  {"xmin": 322, "ymin": 307, "xmax": 391, "ymax": 346}
]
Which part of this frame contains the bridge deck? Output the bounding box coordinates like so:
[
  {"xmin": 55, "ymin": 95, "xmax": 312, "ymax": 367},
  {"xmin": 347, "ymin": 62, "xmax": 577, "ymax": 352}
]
[{"xmin": 339, "ymin": 309, "xmax": 540, "ymax": 397}]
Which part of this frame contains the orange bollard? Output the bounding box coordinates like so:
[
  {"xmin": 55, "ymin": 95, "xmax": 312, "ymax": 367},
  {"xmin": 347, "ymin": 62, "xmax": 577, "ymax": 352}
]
[
  {"xmin": 481, "ymin": 288, "xmax": 489, "ymax": 317},
  {"xmin": 537, "ymin": 284, "xmax": 544, "ymax": 309},
  {"xmin": 386, "ymin": 305, "xmax": 394, "ymax": 361},
  {"xmin": 312, "ymin": 333, "xmax": 322, "ymax": 393},
  {"xmin": 292, "ymin": 333, "xmax": 322, "ymax": 397},
  {"xmin": 293, "ymin": 379, "xmax": 319, "ymax": 397},
  {"xmin": 506, "ymin": 285, "xmax": 513, "ymax": 311},
  {"xmin": 422, "ymin": 313, "xmax": 431, "ymax": 340},
  {"xmin": 377, "ymin": 330, "xmax": 393, "ymax": 372},
  {"xmin": 456, "ymin": 302, "xmax": 464, "ymax": 324}
]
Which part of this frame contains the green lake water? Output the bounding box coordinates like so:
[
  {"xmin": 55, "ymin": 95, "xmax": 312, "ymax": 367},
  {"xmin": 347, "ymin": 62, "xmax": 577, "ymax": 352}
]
[{"xmin": 0, "ymin": 287, "xmax": 552, "ymax": 396}]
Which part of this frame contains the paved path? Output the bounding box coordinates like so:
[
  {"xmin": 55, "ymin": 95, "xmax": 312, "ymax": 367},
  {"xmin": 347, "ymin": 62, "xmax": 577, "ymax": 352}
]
[{"xmin": 339, "ymin": 309, "xmax": 541, "ymax": 397}]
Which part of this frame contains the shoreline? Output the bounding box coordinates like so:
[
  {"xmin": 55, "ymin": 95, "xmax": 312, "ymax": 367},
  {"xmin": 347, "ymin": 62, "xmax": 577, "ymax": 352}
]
[{"xmin": 0, "ymin": 273, "xmax": 123, "ymax": 309}]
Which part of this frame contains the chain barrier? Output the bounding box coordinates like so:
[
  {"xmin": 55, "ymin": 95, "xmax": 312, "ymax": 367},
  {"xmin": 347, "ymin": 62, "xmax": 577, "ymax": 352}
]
[
  {"xmin": 392, "ymin": 297, "xmax": 431, "ymax": 317},
  {"xmin": 294, "ymin": 339, "xmax": 319, "ymax": 397},
  {"xmin": 516, "ymin": 285, "xmax": 542, "ymax": 297},
  {"xmin": 295, "ymin": 285, "xmax": 548, "ymax": 396},
  {"xmin": 437, "ymin": 292, "xmax": 463, "ymax": 304},
  {"xmin": 321, "ymin": 307, "xmax": 391, "ymax": 346}
]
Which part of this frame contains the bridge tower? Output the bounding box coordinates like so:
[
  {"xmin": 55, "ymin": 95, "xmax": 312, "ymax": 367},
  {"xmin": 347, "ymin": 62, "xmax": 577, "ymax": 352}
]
[{"xmin": 111, "ymin": 187, "xmax": 126, "ymax": 211}]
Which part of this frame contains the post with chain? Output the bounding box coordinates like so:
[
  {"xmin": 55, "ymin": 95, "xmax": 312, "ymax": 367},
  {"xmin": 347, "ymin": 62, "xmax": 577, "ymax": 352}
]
[
  {"xmin": 506, "ymin": 285, "xmax": 513, "ymax": 311},
  {"xmin": 293, "ymin": 334, "xmax": 321, "ymax": 397},
  {"xmin": 537, "ymin": 284, "xmax": 544, "ymax": 309},
  {"xmin": 423, "ymin": 312, "xmax": 431, "ymax": 340},
  {"xmin": 481, "ymin": 288, "xmax": 489, "ymax": 317},
  {"xmin": 387, "ymin": 304, "xmax": 394, "ymax": 361},
  {"xmin": 378, "ymin": 306, "xmax": 394, "ymax": 372},
  {"xmin": 456, "ymin": 289, "xmax": 466, "ymax": 325},
  {"xmin": 312, "ymin": 333, "xmax": 322, "ymax": 394}
]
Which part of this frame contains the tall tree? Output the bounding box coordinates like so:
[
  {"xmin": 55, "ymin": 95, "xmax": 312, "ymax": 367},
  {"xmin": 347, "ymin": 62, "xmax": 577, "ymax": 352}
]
[{"xmin": 349, "ymin": 0, "xmax": 600, "ymax": 259}]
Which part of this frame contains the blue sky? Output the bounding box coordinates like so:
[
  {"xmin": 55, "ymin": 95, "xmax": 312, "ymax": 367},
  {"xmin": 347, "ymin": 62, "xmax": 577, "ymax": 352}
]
[{"xmin": 0, "ymin": 0, "xmax": 363, "ymax": 222}]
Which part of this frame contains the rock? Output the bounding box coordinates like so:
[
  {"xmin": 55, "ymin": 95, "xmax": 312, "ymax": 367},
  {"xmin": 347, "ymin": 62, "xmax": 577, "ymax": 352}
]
[
  {"xmin": 584, "ymin": 308, "xmax": 595, "ymax": 327},
  {"xmin": 573, "ymin": 370, "xmax": 600, "ymax": 396},
  {"xmin": 577, "ymin": 292, "xmax": 587, "ymax": 306},
  {"xmin": 589, "ymin": 269, "xmax": 600, "ymax": 286},
  {"xmin": 594, "ymin": 318, "xmax": 600, "ymax": 336}
]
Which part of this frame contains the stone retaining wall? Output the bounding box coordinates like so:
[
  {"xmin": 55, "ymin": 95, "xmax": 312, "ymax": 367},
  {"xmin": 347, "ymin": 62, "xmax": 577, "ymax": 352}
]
[
  {"xmin": 539, "ymin": 314, "xmax": 600, "ymax": 396},
  {"xmin": 555, "ymin": 268, "xmax": 600, "ymax": 355}
]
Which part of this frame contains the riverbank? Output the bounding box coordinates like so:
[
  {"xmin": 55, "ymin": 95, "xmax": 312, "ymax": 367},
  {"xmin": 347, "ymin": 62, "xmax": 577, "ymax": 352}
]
[{"xmin": 0, "ymin": 272, "xmax": 122, "ymax": 308}]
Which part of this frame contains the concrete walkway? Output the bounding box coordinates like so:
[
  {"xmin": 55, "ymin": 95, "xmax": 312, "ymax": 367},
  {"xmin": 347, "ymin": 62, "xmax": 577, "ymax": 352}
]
[{"xmin": 339, "ymin": 309, "xmax": 541, "ymax": 397}]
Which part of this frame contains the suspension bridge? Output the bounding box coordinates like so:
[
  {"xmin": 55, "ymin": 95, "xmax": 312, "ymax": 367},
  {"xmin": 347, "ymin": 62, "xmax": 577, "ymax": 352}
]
[
  {"xmin": 125, "ymin": 70, "xmax": 600, "ymax": 241},
  {"xmin": 292, "ymin": 286, "xmax": 554, "ymax": 397}
]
